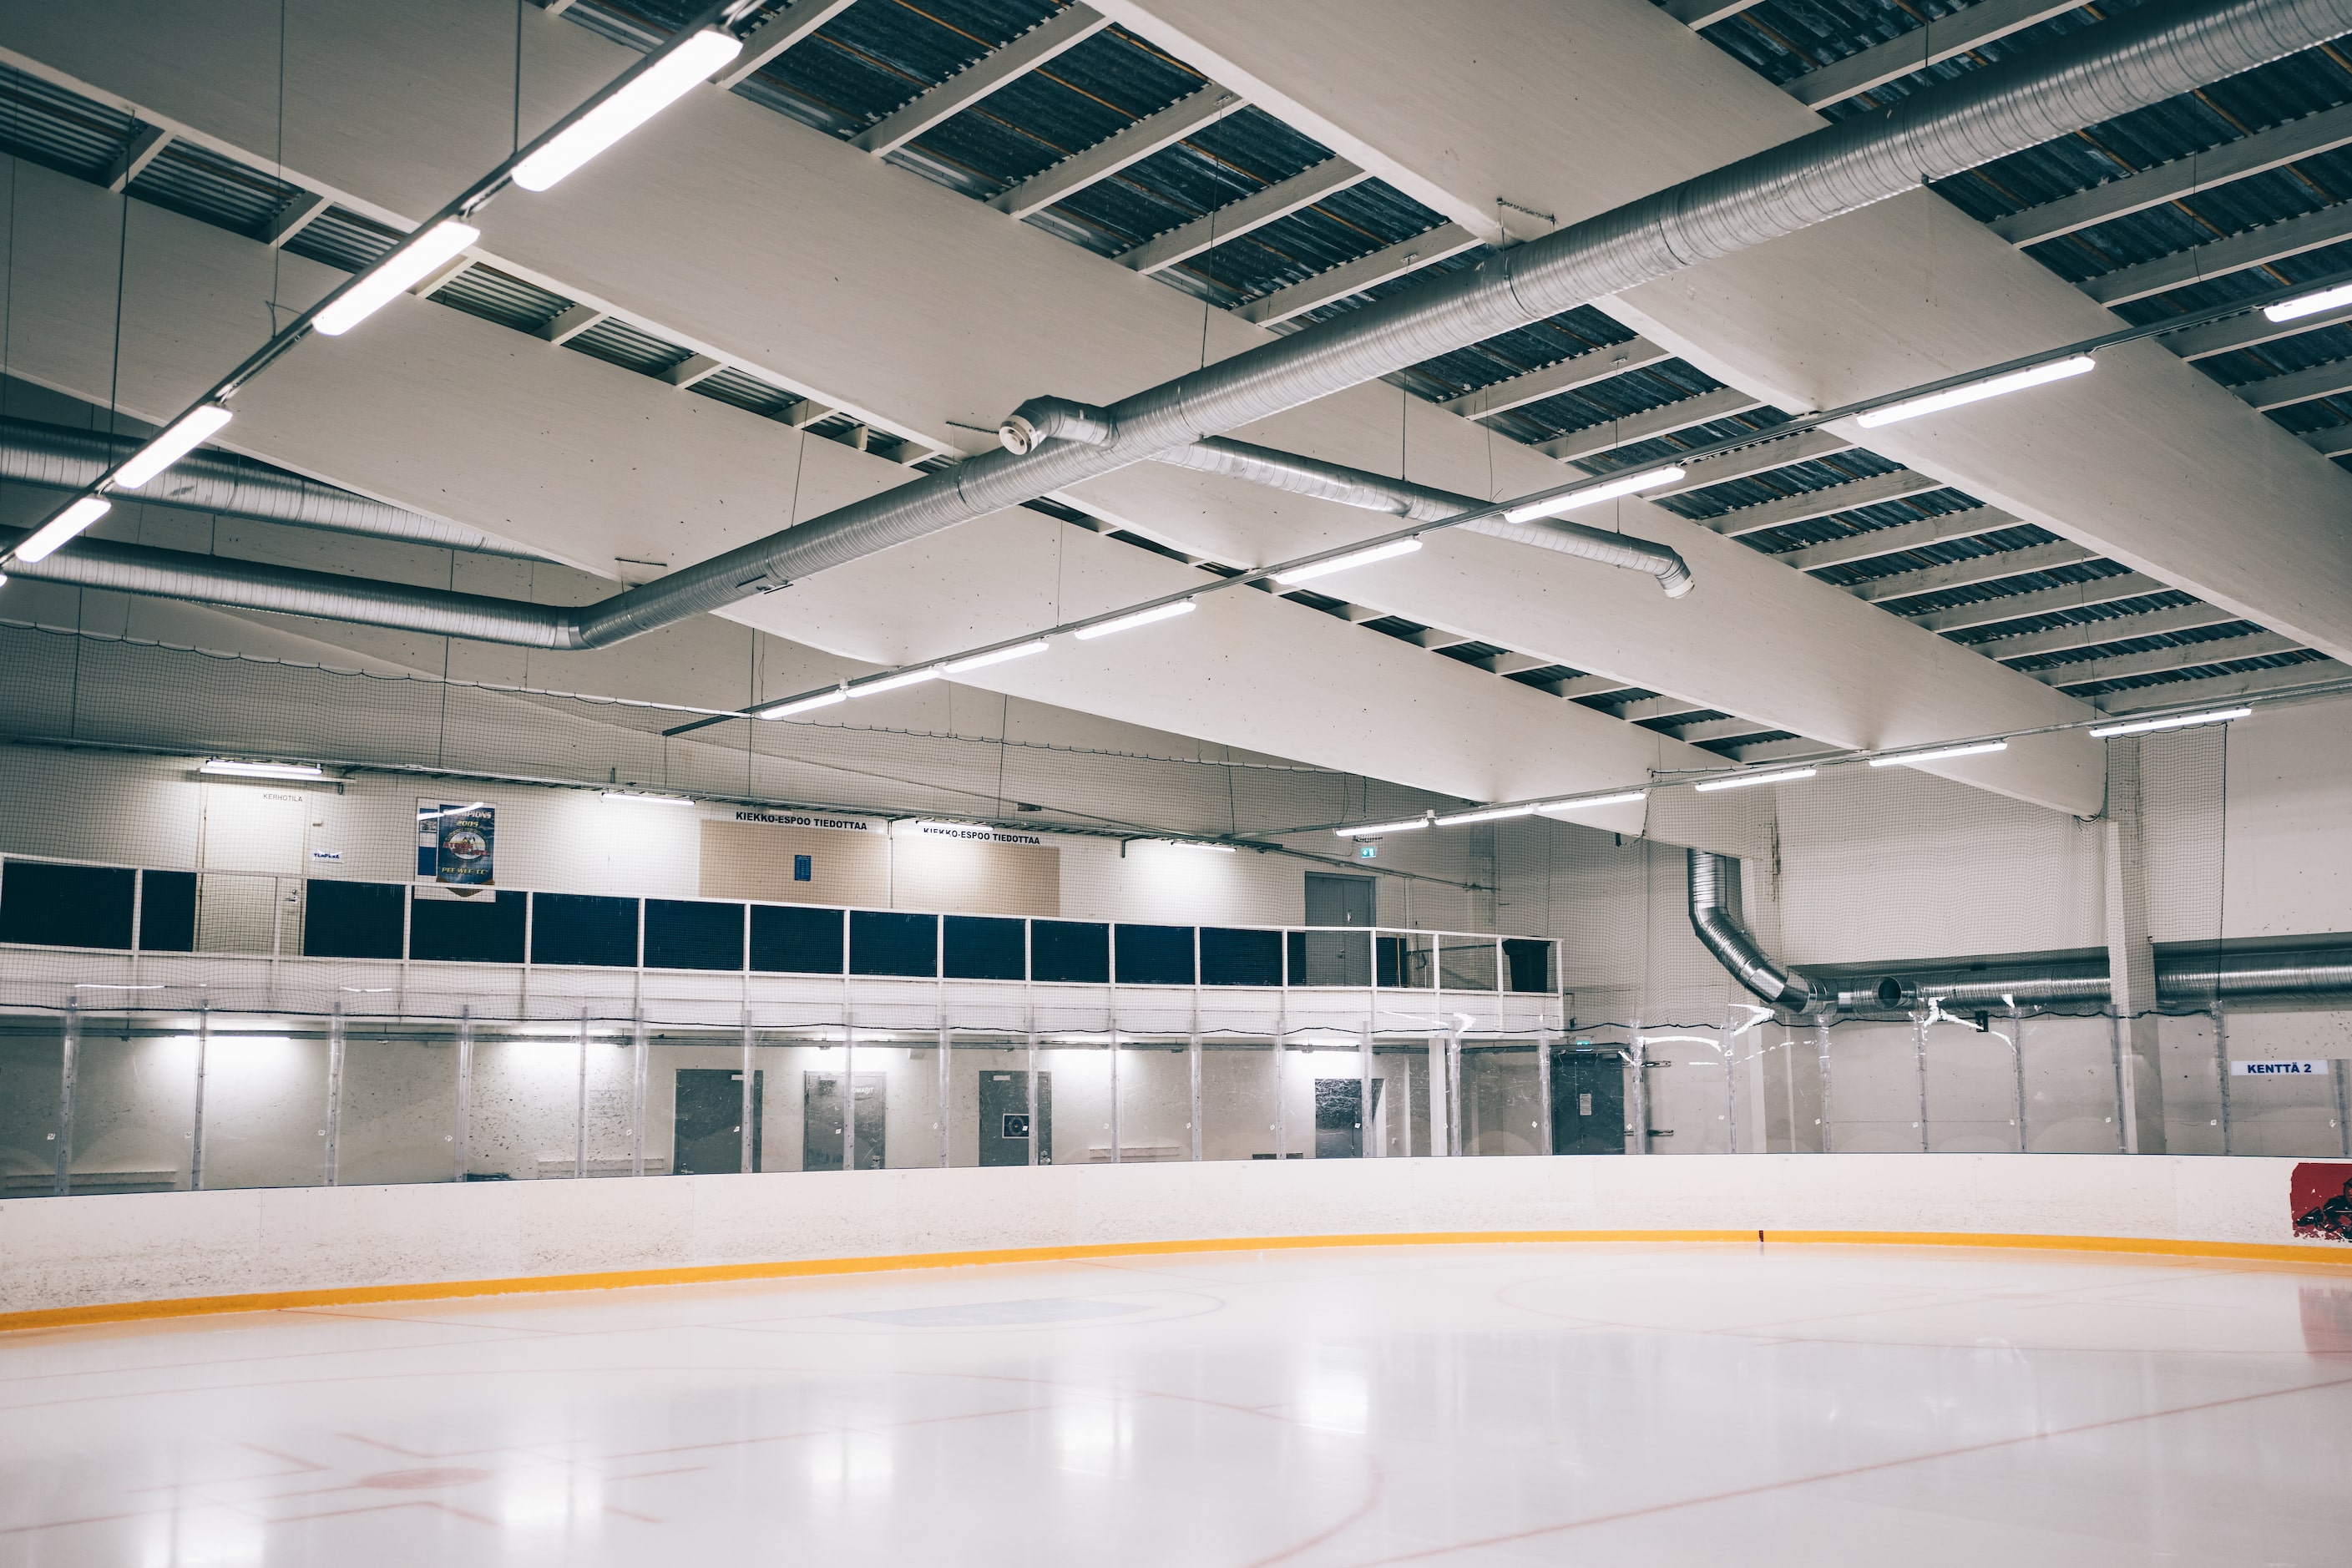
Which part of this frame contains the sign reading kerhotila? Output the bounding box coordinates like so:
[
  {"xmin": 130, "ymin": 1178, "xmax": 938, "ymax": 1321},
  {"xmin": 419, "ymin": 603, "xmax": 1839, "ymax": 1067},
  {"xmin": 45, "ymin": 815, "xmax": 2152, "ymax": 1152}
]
[{"xmin": 417, "ymin": 799, "xmax": 495, "ymax": 886}]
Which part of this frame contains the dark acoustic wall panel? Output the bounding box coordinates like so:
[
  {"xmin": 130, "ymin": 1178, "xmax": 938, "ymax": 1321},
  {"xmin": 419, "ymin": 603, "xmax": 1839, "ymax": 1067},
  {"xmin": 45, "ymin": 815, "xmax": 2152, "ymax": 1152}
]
[
  {"xmin": 944, "ymin": 915, "xmax": 1025, "ymax": 980},
  {"xmin": 1201, "ymin": 928, "xmax": 1282, "ymax": 987},
  {"xmin": 751, "ymin": 904, "xmax": 843, "ymax": 974},
  {"xmin": 407, "ymin": 890, "xmax": 527, "ymax": 964},
  {"xmin": 303, "ymin": 881, "xmax": 407, "ymax": 960},
  {"xmin": 850, "ymin": 909, "xmax": 938, "ymax": 977},
  {"xmin": 138, "ymin": 869, "xmax": 198, "ymax": 953},
  {"xmin": 0, "ymin": 862, "xmax": 135, "ymax": 950},
  {"xmin": 1504, "ymin": 938, "xmax": 1554, "ymax": 994},
  {"xmin": 1115, "ymin": 924, "xmax": 1195, "ymax": 986},
  {"xmin": 645, "ymin": 899, "xmax": 745, "ymax": 971},
  {"xmin": 531, "ymin": 893, "xmax": 640, "ymax": 968},
  {"xmin": 1030, "ymin": 920, "xmax": 1108, "ymax": 984}
]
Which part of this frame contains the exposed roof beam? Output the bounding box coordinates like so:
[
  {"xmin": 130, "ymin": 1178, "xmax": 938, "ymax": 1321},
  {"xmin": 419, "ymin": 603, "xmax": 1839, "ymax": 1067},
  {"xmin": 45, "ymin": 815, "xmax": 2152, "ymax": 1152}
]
[
  {"xmin": 1728, "ymin": 736, "xmax": 1843, "ymax": 764},
  {"xmin": 1786, "ymin": 0, "xmax": 2081, "ymax": 110},
  {"xmin": 2094, "ymin": 656, "xmax": 2350, "ymax": 711},
  {"xmin": 1663, "ymin": 0, "xmax": 1767, "ymax": 26},
  {"xmin": 1233, "ymin": 221, "xmax": 1480, "ymax": 326},
  {"xmin": 2160, "ymin": 293, "xmax": 2352, "ymax": 359},
  {"xmin": 1904, "ymin": 572, "xmax": 2167, "ymax": 633},
  {"xmin": 991, "ymin": 84, "xmax": 1247, "ymax": 220},
  {"xmin": 1774, "ymin": 506, "xmax": 2017, "ymax": 571},
  {"xmin": 1641, "ymin": 428, "xmax": 1856, "ymax": 499},
  {"xmin": 2299, "ymin": 424, "xmax": 2352, "ymax": 458},
  {"xmin": 1697, "ymin": 468, "xmax": 1948, "ymax": 537},
  {"xmin": 660, "ymin": 353, "xmax": 726, "ymax": 390},
  {"xmin": 1972, "ymin": 600, "xmax": 2245, "ymax": 660},
  {"xmin": 1995, "ymin": 101, "xmax": 2352, "ymax": 246},
  {"xmin": 2035, "ymin": 630, "xmax": 2306, "ymax": 685},
  {"xmin": 2084, "ymin": 200, "xmax": 2352, "ymax": 306},
  {"xmin": 1431, "ymin": 336, "xmax": 1674, "ymax": 422},
  {"xmin": 2233, "ymin": 357, "xmax": 2352, "ymax": 412},
  {"xmin": 716, "ymin": 0, "xmax": 861, "ymax": 91},
  {"xmin": 534, "ymin": 301, "xmax": 609, "ymax": 345},
  {"xmin": 1484, "ymin": 651, "xmax": 1558, "ymax": 676},
  {"xmin": 1533, "ymin": 386, "xmax": 1768, "ymax": 464},
  {"xmin": 102, "ymin": 120, "xmax": 170, "ymax": 191},
  {"xmin": 1117, "ymin": 157, "xmax": 1369, "ymax": 274},
  {"xmin": 1671, "ymin": 715, "xmax": 1779, "ymax": 743},
  {"xmin": 1401, "ymin": 627, "xmax": 1481, "ymax": 650},
  {"xmin": 853, "ymin": 5, "xmax": 1112, "ymax": 158},
  {"xmin": 1609, "ymin": 695, "xmax": 1712, "ymax": 724},
  {"xmin": 1852, "ymin": 541, "xmax": 2101, "ymax": 604},
  {"xmin": 261, "ymin": 190, "xmax": 332, "ymax": 249},
  {"xmin": 1552, "ymin": 675, "xmax": 1638, "ymax": 700}
]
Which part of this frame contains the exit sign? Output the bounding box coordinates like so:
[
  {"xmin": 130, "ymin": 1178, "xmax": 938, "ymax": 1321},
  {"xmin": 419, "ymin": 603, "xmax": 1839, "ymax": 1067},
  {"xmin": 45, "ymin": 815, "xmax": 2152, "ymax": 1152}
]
[{"xmin": 1358, "ymin": 844, "xmax": 1378, "ymax": 859}]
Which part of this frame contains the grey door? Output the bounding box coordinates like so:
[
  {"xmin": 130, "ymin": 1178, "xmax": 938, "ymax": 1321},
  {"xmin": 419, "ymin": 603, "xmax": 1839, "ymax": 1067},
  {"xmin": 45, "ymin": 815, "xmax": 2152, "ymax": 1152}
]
[
  {"xmin": 675, "ymin": 1067, "xmax": 761, "ymax": 1175},
  {"xmin": 1313, "ymin": 1076, "xmax": 1383, "ymax": 1158},
  {"xmin": 1549, "ymin": 1050, "xmax": 1626, "ymax": 1156},
  {"xmin": 803, "ymin": 1070, "xmax": 886, "ymax": 1171},
  {"xmin": 1300, "ymin": 873, "xmax": 1376, "ymax": 985},
  {"xmin": 978, "ymin": 1069, "xmax": 1053, "ymax": 1166}
]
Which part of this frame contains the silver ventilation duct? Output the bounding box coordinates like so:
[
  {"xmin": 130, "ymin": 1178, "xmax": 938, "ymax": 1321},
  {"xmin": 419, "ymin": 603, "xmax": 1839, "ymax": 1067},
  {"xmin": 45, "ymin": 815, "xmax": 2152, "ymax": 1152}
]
[
  {"xmin": 0, "ymin": 417, "xmax": 550, "ymax": 560},
  {"xmin": 1686, "ymin": 851, "xmax": 2352, "ymax": 1014},
  {"xmin": 1687, "ymin": 850, "xmax": 1825, "ymax": 1014},
  {"xmin": 540, "ymin": 0, "xmax": 2352, "ymax": 650},
  {"xmin": 1154, "ymin": 436, "xmax": 1692, "ymax": 596}
]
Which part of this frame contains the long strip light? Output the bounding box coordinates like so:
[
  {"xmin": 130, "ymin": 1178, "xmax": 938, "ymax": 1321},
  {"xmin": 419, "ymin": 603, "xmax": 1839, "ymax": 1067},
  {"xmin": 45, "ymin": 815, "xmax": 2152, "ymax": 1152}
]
[
  {"xmin": 761, "ymin": 689, "xmax": 847, "ymax": 720},
  {"xmin": 943, "ymin": 640, "xmax": 1049, "ymax": 673},
  {"xmin": 1536, "ymin": 789, "xmax": 1648, "ymax": 812},
  {"xmin": 1503, "ymin": 465, "xmax": 1686, "ymax": 524},
  {"xmin": 2089, "ymin": 706, "xmax": 2251, "ymax": 738},
  {"xmin": 849, "ymin": 666, "xmax": 942, "ymax": 696},
  {"xmin": 512, "ymin": 28, "xmax": 743, "ymax": 191},
  {"xmin": 16, "ymin": 496, "xmax": 112, "ymax": 563},
  {"xmin": 315, "ymin": 220, "xmax": 481, "ymax": 336},
  {"xmin": 1334, "ymin": 815, "xmax": 1430, "ymax": 838},
  {"xmin": 2263, "ymin": 281, "xmax": 2352, "ymax": 323},
  {"xmin": 1867, "ymin": 740, "xmax": 2010, "ymax": 768},
  {"xmin": 1855, "ymin": 355, "xmax": 2093, "ymax": 428},
  {"xmin": 1163, "ymin": 839, "xmax": 1236, "ymax": 852},
  {"xmin": 116, "ymin": 405, "xmax": 234, "ymax": 489},
  {"xmin": 603, "ymin": 790, "xmax": 693, "ymax": 806},
  {"xmin": 1272, "ymin": 538, "xmax": 1421, "ymax": 586},
  {"xmin": 1074, "ymin": 599, "xmax": 1194, "ymax": 640},
  {"xmin": 1434, "ymin": 803, "xmax": 1537, "ymax": 827},
  {"xmin": 202, "ymin": 758, "xmax": 325, "ymax": 780},
  {"xmin": 1694, "ymin": 766, "xmax": 1817, "ymax": 793}
]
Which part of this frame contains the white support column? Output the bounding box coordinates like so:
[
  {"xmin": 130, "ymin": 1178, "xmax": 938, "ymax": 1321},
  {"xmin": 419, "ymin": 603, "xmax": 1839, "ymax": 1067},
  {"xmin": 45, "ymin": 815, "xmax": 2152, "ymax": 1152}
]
[
  {"xmin": 1911, "ymin": 1010, "xmax": 1930, "ymax": 1154},
  {"xmin": 574, "ymin": 1009, "xmax": 589, "ymax": 1180},
  {"xmin": 453, "ymin": 1008, "xmax": 474, "ymax": 1185},
  {"xmin": 1360, "ymin": 1019, "xmax": 1377, "ymax": 1159},
  {"xmin": 190, "ymin": 1005, "xmax": 210, "ymax": 1192},
  {"xmin": 630, "ymin": 1009, "xmax": 649, "ymax": 1177},
  {"xmin": 1631, "ymin": 1019, "xmax": 1650, "ymax": 1156},
  {"xmin": 2103, "ymin": 737, "xmax": 2167, "ymax": 1154},
  {"xmin": 743, "ymin": 1011, "xmax": 760, "ymax": 1175},
  {"xmin": 1815, "ymin": 1019, "xmax": 1834, "ymax": 1155},
  {"xmin": 1535, "ymin": 1019, "xmax": 1552, "ymax": 1157},
  {"xmin": 324, "ymin": 1003, "xmax": 346, "ymax": 1186},
  {"xmin": 53, "ymin": 1002, "xmax": 78, "ymax": 1197},
  {"xmin": 2011, "ymin": 1002, "xmax": 2029, "ymax": 1155}
]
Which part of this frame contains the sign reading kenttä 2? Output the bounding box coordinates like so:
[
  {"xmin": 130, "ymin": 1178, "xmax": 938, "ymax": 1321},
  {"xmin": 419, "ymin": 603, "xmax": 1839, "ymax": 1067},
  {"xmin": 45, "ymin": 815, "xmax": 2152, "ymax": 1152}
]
[{"xmin": 2232, "ymin": 1060, "xmax": 2334, "ymax": 1076}]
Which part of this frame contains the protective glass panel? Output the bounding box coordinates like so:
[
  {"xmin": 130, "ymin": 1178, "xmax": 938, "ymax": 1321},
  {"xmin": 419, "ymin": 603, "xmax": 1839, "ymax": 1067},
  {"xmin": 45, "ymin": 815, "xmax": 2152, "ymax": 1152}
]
[
  {"xmin": 470, "ymin": 1024, "xmax": 595, "ymax": 1180},
  {"xmin": 788, "ymin": 1034, "xmax": 889, "ymax": 1171},
  {"xmin": 864, "ymin": 1028, "xmax": 944, "ymax": 1171},
  {"xmin": 752, "ymin": 1032, "xmax": 850, "ymax": 1173},
  {"xmin": 1921, "ymin": 1018, "xmax": 2023, "ymax": 1154},
  {"xmin": 1201, "ymin": 1036, "xmax": 1281, "ymax": 1161},
  {"xmin": 1285, "ymin": 1034, "xmax": 1370, "ymax": 1159},
  {"xmin": 0, "ymin": 1024, "xmax": 63, "ymax": 1197},
  {"xmin": 1460, "ymin": 1039, "xmax": 1541, "ymax": 1156},
  {"xmin": 73, "ymin": 1020, "xmax": 196, "ymax": 1193},
  {"xmin": 2222, "ymin": 1010, "xmax": 2350, "ymax": 1157},
  {"xmin": 1038, "ymin": 1033, "xmax": 1112, "ymax": 1166},
  {"xmin": 1550, "ymin": 1047, "xmax": 1629, "ymax": 1156},
  {"xmin": 339, "ymin": 1023, "xmax": 459, "ymax": 1185},
  {"xmin": 2018, "ymin": 1014, "xmax": 2126, "ymax": 1154},
  {"xmin": 2156, "ymin": 1012, "xmax": 2226, "ymax": 1156},
  {"xmin": 951, "ymin": 1032, "xmax": 1033, "ymax": 1169},
  {"xmin": 1438, "ymin": 936, "xmax": 1497, "ymax": 993},
  {"xmin": 1369, "ymin": 1038, "xmax": 1427, "ymax": 1157},
  {"xmin": 199, "ymin": 1023, "xmax": 331, "ymax": 1190},
  {"xmin": 1113, "ymin": 1036, "xmax": 1192, "ymax": 1162},
  {"xmin": 1636, "ymin": 1027, "xmax": 1732, "ymax": 1155}
]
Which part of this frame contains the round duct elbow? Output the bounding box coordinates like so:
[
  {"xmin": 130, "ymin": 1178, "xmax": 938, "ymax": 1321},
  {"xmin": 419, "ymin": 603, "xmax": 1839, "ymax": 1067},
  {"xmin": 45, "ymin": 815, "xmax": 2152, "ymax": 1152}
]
[
  {"xmin": 999, "ymin": 397, "xmax": 1117, "ymax": 455},
  {"xmin": 1657, "ymin": 556, "xmax": 1695, "ymax": 599}
]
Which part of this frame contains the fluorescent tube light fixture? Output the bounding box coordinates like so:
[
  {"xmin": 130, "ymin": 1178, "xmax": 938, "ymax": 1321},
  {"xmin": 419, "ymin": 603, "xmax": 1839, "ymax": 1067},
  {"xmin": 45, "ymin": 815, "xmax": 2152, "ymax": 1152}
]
[
  {"xmin": 202, "ymin": 759, "xmax": 325, "ymax": 780},
  {"xmin": 760, "ymin": 689, "xmax": 847, "ymax": 719},
  {"xmin": 1433, "ymin": 804, "xmax": 1537, "ymax": 827},
  {"xmin": 943, "ymin": 640, "xmax": 1049, "ymax": 674},
  {"xmin": 14, "ymin": 495, "xmax": 111, "ymax": 562},
  {"xmin": 1855, "ymin": 356, "xmax": 2093, "ymax": 428},
  {"xmin": 1272, "ymin": 538, "xmax": 1420, "ymax": 585},
  {"xmin": 512, "ymin": 29, "xmax": 742, "ymax": 192},
  {"xmin": 1164, "ymin": 840, "xmax": 1235, "ymax": 852},
  {"xmin": 1535, "ymin": 790, "xmax": 1649, "ymax": 812},
  {"xmin": 1074, "ymin": 599, "xmax": 1194, "ymax": 640},
  {"xmin": 1693, "ymin": 766, "xmax": 1816, "ymax": 793},
  {"xmin": 847, "ymin": 666, "xmax": 941, "ymax": 697},
  {"xmin": 602, "ymin": 791, "xmax": 692, "ymax": 806},
  {"xmin": 2263, "ymin": 281, "xmax": 2352, "ymax": 323},
  {"xmin": 1503, "ymin": 465, "xmax": 1686, "ymax": 524},
  {"xmin": 314, "ymin": 220, "xmax": 480, "ymax": 336},
  {"xmin": 2088, "ymin": 706, "xmax": 2251, "ymax": 738},
  {"xmin": 116, "ymin": 405, "xmax": 233, "ymax": 489},
  {"xmin": 1868, "ymin": 740, "xmax": 2010, "ymax": 768},
  {"xmin": 1335, "ymin": 816, "xmax": 1429, "ymax": 838}
]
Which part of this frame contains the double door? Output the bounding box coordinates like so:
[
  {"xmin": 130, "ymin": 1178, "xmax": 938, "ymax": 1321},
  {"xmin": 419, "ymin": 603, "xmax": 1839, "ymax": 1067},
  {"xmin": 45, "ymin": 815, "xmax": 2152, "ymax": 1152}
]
[{"xmin": 804, "ymin": 1070, "xmax": 887, "ymax": 1171}]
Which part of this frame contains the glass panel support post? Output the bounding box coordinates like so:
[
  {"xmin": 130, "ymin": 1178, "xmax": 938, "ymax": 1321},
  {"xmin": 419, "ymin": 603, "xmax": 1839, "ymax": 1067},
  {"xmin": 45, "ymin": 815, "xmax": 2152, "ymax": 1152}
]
[
  {"xmin": 2107, "ymin": 1009, "xmax": 2132, "ymax": 1154},
  {"xmin": 1189, "ymin": 995, "xmax": 1202, "ymax": 1163},
  {"xmin": 2213, "ymin": 1004, "xmax": 2232, "ymax": 1156},
  {"xmin": 454, "ymin": 1007, "xmax": 474, "ymax": 1185},
  {"xmin": 936, "ymin": 1016, "xmax": 951, "ymax": 1170},
  {"xmin": 1722, "ymin": 1008, "xmax": 1743, "ymax": 1156},
  {"xmin": 1110, "ymin": 1018, "xmax": 1121, "ymax": 1166},
  {"xmin": 1443, "ymin": 1023, "xmax": 1464, "ymax": 1158},
  {"xmin": 1911, "ymin": 1009, "xmax": 1930, "ymax": 1155},
  {"xmin": 630, "ymin": 1009, "xmax": 649, "ymax": 1177},
  {"xmin": 54, "ymin": 1001, "xmax": 78, "ymax": 1197},
  {"xmin": 841, "ymin": 1009, "xmax": 855, "ymax": 1173},
  {"xmin": 1025, "ymin": 1014, "xmax": 1039, "ymax": 1168},
  {"xmin": 2010, "ymin": 1003, "xmax": 2027, "ymax": 1154},
  {"xmin": 190, "ymin": 1004, "xmax": 211, "ymax": 1192},
  {"xmin": 2337, "ymin": 1055, "xmax": 2350, "ymax": 1159},
  {"xmin": 324, "ymin": 1002, "xmax": 345, "ymax": 1186},
  {"xmin": 744, "ymin": 1010, "xmax": 761, "ymax": 1176},
  {"xmin": 1814, "ymin": 1019, "xmax": 1833, "ymax": 1155},
  {"xmin": 1360, "ymin": 1019, "xmax": 1376, "ymax": 1159},
  {"xmin": 1629, "ymin": 1019, "xmax": 1648, "ymax": 1156},
  {"xmin": 574, "ymin": 1009, "xmax": 589, "ymax": 1180},
  {"xmin": 1536, "ymin": 1019, "xmax": 1553, "ymax": 1156},
  {"xmin": 1274, "ymin": 994, "xmax": 1288, "ymax": 1161}
]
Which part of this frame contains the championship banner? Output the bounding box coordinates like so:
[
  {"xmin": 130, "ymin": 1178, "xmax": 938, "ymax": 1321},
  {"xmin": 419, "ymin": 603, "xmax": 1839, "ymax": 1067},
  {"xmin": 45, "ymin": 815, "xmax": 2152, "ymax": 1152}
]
[{"xmin": 417, "ymin": 800, "xmax": 496, "ymax": 886}]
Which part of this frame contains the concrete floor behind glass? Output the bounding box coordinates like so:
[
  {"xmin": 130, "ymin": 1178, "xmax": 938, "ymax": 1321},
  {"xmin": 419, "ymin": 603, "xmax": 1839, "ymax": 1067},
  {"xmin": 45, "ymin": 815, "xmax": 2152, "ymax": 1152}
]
[{"xmin": 3, "ymin": 1243, "xmax": 2349, "ymax": 1565}]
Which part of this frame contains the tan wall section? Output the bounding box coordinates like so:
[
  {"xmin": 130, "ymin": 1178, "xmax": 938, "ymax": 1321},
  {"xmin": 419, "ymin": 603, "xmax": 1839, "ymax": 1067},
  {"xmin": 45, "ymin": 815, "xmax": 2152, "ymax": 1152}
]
[
  {"xmin": 699, "ymin": 822, "xmax": 888, "ymax": 906},
  {"xmin": 893, "ymin": 837, "xmax": 1060, "ymax": 918}
]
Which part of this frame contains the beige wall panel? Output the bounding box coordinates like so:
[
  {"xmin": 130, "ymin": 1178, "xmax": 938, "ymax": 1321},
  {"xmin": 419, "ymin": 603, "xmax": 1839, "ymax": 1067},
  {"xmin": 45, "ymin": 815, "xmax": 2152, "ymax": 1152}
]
[
  {"xmin": 892, "ymin": 837, "xmax": 1060, "ymax": 918},
  {"xmin": 698, "ymin": 822, "xmax": 886, "ymax": 907}
]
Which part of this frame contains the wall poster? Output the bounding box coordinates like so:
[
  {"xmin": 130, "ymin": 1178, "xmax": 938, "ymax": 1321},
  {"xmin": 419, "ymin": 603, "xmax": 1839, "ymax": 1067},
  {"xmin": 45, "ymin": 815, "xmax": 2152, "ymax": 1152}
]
[{"xmin": 416, "ymin": 800, "xmax": 496, "ymax": 888}]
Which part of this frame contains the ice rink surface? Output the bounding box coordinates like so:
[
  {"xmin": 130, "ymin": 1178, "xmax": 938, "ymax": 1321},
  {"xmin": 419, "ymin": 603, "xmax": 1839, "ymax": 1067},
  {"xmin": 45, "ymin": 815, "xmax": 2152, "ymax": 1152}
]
[{"xmin": 4, "ymin": 1242, "xmax": 2350, "ymax": 1565}]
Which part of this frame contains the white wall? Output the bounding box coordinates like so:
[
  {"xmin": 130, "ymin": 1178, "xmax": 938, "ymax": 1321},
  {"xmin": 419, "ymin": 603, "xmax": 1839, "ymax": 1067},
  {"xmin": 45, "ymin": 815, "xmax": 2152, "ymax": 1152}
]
[{"xmin": 1, "ymin": 1152, "xmax": 2339, "ymax": 1319}]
